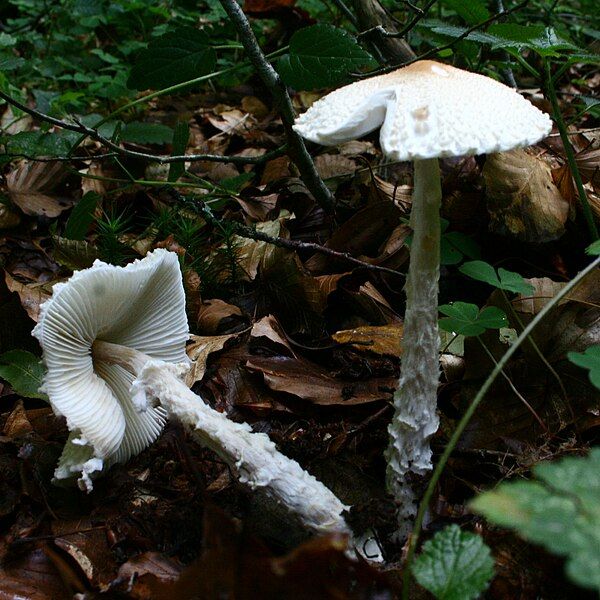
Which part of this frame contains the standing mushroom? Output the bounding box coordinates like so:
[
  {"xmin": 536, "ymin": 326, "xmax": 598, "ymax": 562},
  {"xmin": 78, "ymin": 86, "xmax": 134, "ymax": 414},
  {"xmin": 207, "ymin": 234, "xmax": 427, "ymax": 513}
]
[
  {"xmin": 34, "ymin": 249, "xmax": 349, "ymax": 536},
  {"xmin": 293, "ymin": 60, "xmax": 552, "ymax": 534}
]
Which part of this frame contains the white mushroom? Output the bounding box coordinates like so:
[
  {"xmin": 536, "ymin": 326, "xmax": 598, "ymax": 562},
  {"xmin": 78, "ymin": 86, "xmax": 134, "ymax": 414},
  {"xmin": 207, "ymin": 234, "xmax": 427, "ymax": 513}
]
[
  {"xmin": 294, "ymin": 60, "xmax": 552, "ymax": 535},
  {"xmin": 34, "ymin": 249, "xmax": 349, "ymax": 536}
]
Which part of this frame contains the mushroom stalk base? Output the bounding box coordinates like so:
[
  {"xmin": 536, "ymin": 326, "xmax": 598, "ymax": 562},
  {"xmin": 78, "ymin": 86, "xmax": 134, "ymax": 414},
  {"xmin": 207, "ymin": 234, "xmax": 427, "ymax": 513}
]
[
  {"xmin": 91, "ymin": 340, "xmax": 349, "ymax": 536},
  {"xmin": 385, "ymin": 157, "xmax": 442, "ymax": 538}
]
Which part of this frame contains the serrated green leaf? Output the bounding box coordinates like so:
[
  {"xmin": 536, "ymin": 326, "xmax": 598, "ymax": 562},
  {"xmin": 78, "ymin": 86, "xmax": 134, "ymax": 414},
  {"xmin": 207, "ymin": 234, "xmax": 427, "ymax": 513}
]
[
  {"xmin": 64, "ymin": 191, "xmax": 100, "ymax": 241},
  {"xmin": 127, "ymin": 27, "xmax": 216, "ymax": 90},
  {"xmin": 120, "ymin": 121, "xmax": 173, "ymax": 145},
  {"xmin": 0, "ymin": 350, "xmax": 47, "ymax": 400},
  {"xmin": 459, "ymin": 260, "xmax": 534, "ymax": 295},
  {"xmin": 471, "ymin": 449, "xmax": 600, "ymax": 592},
  {"xmin": 277, "ymin": 24, "xmax": 377, "ymax": 90},
  {"xmin": 586, "ymin": 240, "xmax": 600, "ymax": 255},
  {"xmin": 439, "ymin": 302, "xmax": 507, "ymax": 337},
  {"xmin": 568, "ymin": 345, "xmax": 600, "ymax": 389},
  {"xmin": 412, "ymin": 525, "xmax": 494, "ymax": 600},
  {"xmin": 2, "ymin": 130, "xmax": 80, "ymax": 157}
]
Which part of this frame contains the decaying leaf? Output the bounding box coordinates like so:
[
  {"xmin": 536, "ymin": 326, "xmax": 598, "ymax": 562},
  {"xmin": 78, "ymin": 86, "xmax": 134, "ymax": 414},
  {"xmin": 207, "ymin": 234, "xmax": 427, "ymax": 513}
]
[
  {"xmin": 332, "ymin": 324, "xmax": 403, "ymax": 357},
  {"xmin": 6, "ymin": 161, "xmax": 73, "ymax": 217},
  {"xmin": 314, "ymin": 154, "xmax": 356, "ymax": 180},
  {"xmin": 4, "ymin": 271, "xmax": 51, "ymax": 322},
  {"xmin": 484, "ymin": 149, "xmax": 569, "ymax": 242},
  {"xmin": 186, "ymin": 332, "xmax": 243, "ymax": 386}
]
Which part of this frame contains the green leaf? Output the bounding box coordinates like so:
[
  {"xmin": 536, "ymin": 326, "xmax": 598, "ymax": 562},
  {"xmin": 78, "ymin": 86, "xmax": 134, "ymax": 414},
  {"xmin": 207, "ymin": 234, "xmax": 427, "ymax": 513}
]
[
  {"xmin": 64, "ymin": 191, "xmax": 100, "ymax": 241},
  {"xmin": 439, "ymin": 302, "xmax": 507, "ymax": 337},
  {"xmin": 127, "ymin": 27, "xmax": 216, "ymax": 90},
  {"xmin": 0, "ymin": 350, "xmax": 47, "ymax": 400},
  {"xmin": 168, "ymin": 121, "xmax": 190, "ymax": 183},
  {"xmin": 120, "ymin": 121, "xmax": 173, "ymax": 145},
  {"xmin": 412, "ymin": 525, "xmax": 494, "ymax": 600},
  {"xmin": 441, "ymin": 231, "xmax": 481, "ymax": 265},
  {"xmin": 2, "ymin": 130, "xmax": 80, "ymax": 157},
  {"xmin": 586, "ymin": 240, "xmax": 600, "ymax": 255},
  {"xmin": 442, "ymin": 0, "xmax": 490, "ymax": 25},
  {"xmin": 277, "ymin": 24, "xmax": 377, "ymax": 90},
  {"xmin": 459, "ymin": 261, "xmax": 534, "ymax": 295},
  {"xmin": 568, "ymin": 345, "xmax": 600, "ymax": 390},
  {"xmin": 471, "ymin": 449, "xmax": 600, "ymax": 592}
]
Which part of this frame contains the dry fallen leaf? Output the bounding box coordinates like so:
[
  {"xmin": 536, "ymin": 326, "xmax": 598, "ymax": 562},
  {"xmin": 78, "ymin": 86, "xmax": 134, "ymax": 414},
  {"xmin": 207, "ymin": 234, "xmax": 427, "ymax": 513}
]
[
  {"xmin": 332, "ymin": 324, "xmax": 403, "ymax": 357},
  {"xmin": 186, "ymin": 332, "xmax": 243, "ymax": 386},
  {"xmin": 484, "ymin": 149, "xmax": 569, "ymax": 242},
  {"xmin": 4, "ymin": 271, "xmax": 52, "ymax": 322},
  {"xmin": 7, "ymin": 161, "xmax": 73, "ymax": 217}
]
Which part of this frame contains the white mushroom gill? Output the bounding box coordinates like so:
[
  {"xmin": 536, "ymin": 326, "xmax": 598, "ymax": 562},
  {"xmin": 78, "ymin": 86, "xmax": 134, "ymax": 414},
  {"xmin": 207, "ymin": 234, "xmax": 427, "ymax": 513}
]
[{"xmin": 32, "ymin": 249, "xmax": 189, "ymax": 490}]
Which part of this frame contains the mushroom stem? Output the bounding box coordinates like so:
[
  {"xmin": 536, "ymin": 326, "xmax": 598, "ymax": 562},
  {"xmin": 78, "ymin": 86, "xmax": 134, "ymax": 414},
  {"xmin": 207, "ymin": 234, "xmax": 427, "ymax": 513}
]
[
  {"xmin": 385, "ymin": 157, "xmax": 442, "ymax": 535},
  {"xmin": 91, "ymin": 341, "xmax": 350, "ymax": 536}
]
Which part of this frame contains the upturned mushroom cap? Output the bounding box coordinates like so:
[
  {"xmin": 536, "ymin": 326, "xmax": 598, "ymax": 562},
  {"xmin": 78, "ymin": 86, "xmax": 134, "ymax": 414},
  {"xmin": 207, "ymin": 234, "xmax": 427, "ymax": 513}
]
[
  {"xmin": 32, "ymin": 249, "xmax": 189, "ymax": 489},
  {"xmin": 293, "ymin": 60, "xmax": 552, "ymax": 161}
]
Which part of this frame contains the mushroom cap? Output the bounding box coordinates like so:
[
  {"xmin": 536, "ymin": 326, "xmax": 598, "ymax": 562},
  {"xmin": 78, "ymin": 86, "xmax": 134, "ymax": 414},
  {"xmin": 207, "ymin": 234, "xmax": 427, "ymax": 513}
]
[
  {"xmin": 32, "ymin": 249, "xmax": 189, "ymax": 488},
  {"xmin": 293, "ymin": 60, "xmax": 552, "ymax": 161}
]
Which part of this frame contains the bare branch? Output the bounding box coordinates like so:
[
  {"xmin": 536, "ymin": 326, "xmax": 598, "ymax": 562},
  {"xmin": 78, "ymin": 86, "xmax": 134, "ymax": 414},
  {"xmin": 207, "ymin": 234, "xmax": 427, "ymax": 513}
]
[{"xmin": 218, "ymin": 0, "xmax": 336, "ymax": 214}]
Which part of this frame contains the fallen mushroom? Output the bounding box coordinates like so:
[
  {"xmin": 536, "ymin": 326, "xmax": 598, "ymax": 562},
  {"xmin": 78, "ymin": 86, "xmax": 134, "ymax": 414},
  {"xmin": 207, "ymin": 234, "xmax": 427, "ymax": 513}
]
[
  {"xmin": 294, "ymin": 60, "xmax": 552, "ymax": 534},
  {"xmin": 33, "ymin": 249, "xmax": 349, "ymax": 536}
]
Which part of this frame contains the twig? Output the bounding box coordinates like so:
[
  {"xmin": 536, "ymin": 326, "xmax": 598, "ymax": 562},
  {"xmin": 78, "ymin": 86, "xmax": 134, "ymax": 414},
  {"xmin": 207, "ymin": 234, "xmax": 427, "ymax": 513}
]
[
  {"xmin": 218, "ymin": 0, "xmax": 336, "ymax": 214},
  {"xmin": 358, "ymin": 0, "xmax": 437, "ymax": 41},
  {"xmin": 164, "ymin": 186, "xmax": 404, "ymax": 278},
  {"xmin": 0, "ymin": 89, "xmax": 287, "ymax": 166},
  {"xmin": 401, "ymin": 255, "xmax": 600, "ymax": 600},
  {"xmin": 330, "ymin": 0, "xmax": 359, "ymax": 27}
]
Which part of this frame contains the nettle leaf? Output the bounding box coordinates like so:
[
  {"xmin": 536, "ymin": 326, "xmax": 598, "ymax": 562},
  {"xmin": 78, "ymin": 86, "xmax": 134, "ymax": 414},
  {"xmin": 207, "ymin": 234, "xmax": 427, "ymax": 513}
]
[
  {"xmin": 0, "ymin": 350, "xmax": 47, "ymax": 400},
  {"xmin": 459, "ymin": 260, "xmax": 534, "ymax": 295},
  {"xmin": 412, "ymin": 524, "xmax": 495, "ymax": 600},
  {"xmin": 277, "ymin": 24, "xmax": 377, "ymax": 90},
  {"xmin": 2, "ymin": 130, "xmax": 80, "ymax": 157},
  {"xmin": 471, "ymin": 449, "xmax": 600, "ymax": 592},
  {"xmin": 128, "ymin": 27, "xmax": 216, "ymax": 90},
  {"xmin": 425, "ymin": 22, "xmax": 579, "ymax": 57},
  {"xmin": 120, "ymin": 121, "xmax": 173, "ymax": 145},
  {"xmin": 439, "ymin": 302, "xmax": 507, "ymax": 337},
  {"xmin": 568, "ymin": 345, "xmax": 600, "ymax": 390}
]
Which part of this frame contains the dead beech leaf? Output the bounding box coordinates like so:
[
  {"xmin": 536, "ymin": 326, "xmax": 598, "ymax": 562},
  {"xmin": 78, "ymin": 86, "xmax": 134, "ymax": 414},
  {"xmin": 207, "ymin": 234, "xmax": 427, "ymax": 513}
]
[
  {"xmin": 551, "ymin": 163, "xmax": 578, "ymax": 206},
  {"xmin": 235, "ymin": 192, "xmax": 278, "ymax": 222},
  {"xmin": 261, "ymin": 156, "xmax": 292, "ymax": 185},
  {"xmin": 575, "ymin": 144, "xmax": 600, "ymax": 187},
  {"xmin": 6, "ymin": 161, "xmax": 73, "ymax": 217},
  {"xmin": 197, "ymin": 299, "xmax": 243, "ymax": 334},
  {"xmin": 250, "ymin": 315, "xmax": 296, "ymax": 356},
  {"xmin": 314, "ymin": 272, "xmax": 348, "ymax": 297},
  {"xmin": 332, "ymin": 324, "xmax": 403, "ymax": 357},
  {"xmin": 3, "ymin": 400, "xmax": 34, "ymax": 437},
  {"xmin": 186, "ymin": 332, "xmax": 243, "ymax": 386},
  {"xmin": 4, "ymin": 271, "xmax": 51, "ymax": 322},
  {"xmin": 241, "ymin": 95, "xmax": 269, "ymax": 118},
  {"xmin": 511, "ymin": 277, "xmax": 567, "ymax": 314},
  {"xmin": 484, "ymin": 149, "xmax": 569, "ymax": 242},
  {"xmin": 314, "ymin": 154, "xmax": 356, "ymax": 180},
  {"xmin": 246, "ymin": 355, "xmax": 395, "ymax": 405},
  {"xmin": 372, "ymin": 176, "xmax": 412, "ymax": 210}
]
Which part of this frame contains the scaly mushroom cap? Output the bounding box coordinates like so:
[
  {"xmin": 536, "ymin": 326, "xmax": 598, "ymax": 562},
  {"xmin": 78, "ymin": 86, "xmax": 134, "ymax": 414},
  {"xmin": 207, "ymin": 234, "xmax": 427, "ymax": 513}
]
[
  {"xmin": 32, "ymin": 249, "xmax": 189, "ymax": 489},
  {"xmin": 293, "ymin": 60, "xmax": 552, "ymax": 161}
]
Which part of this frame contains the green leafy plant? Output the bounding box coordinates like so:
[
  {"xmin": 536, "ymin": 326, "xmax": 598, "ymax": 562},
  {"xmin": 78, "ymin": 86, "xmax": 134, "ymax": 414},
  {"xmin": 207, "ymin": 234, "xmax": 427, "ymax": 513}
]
[
  {"xmin": 439, "ymin": 302, "xmax": 507, "ymax": 336},
  {"xmin": 459, "ymin": 260, "xmax": 534, "ymax": 295},
  {"xmin": 0, "ymin": 350, "xmax": 47, "ymax": 400},
  {"xmin": 568, "ymin": 345, "xmax": 600, "ymax": 389},
  {"xmin": 412, "ymin": 524, "xmax": 495, "ymax": 600},
  {"xmin": 471, "ymin": 449, "xmax": 600, "ymax": 593}
]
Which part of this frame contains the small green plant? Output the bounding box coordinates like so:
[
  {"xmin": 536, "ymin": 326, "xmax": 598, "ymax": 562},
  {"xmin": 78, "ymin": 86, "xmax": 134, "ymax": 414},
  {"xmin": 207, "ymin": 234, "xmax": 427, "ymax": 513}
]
[
  {"xmin": 439, "ymin": 302, "xmax": 507, "ymax": 337},
  {"xmin": 471, "ymin": 449, "xmax": 600, "ymax": 593},
  {"xmin": 412, "ymin": 524, "xmax": 495, "ymax": 600},
  {"xmin": 95, "ymin": 209, "xmax": 134, "ymax": 266},
  {"xmin": 568, "ymin": 345, "xmax": 600, "ymax": 389}
]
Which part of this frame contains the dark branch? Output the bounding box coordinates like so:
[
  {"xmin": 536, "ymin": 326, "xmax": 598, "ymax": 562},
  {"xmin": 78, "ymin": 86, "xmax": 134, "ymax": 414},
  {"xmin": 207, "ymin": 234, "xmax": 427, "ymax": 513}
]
[{"xmin": 218, "ymin": 0, "xmax": 336, "ymax": 214}]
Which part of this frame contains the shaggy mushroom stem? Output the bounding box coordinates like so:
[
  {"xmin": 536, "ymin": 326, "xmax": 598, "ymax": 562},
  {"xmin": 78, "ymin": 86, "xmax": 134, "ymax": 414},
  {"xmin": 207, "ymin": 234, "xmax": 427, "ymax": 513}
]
[
  {"xmin": 91, "ymin": 340, "xmax": 350, "ymax": 537},
  {"xmin": 385, "ymin": 158, "xmax": 442, "ymax": 534}
]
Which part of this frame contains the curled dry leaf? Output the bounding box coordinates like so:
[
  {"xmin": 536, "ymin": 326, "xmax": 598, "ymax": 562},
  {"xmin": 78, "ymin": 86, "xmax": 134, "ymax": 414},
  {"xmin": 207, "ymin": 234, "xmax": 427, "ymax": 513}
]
[
  {"xmin": 314, "ymin": 154, "xmax": 356, "ymax": 180},
  {"xmin": 7, "ymin": 161, "xmax": 73, "ymax": 217},
  {"xmin": 332, "ymin": 324, "xmax": 403, "ymax": 357},
  {"xmin": 484, "ymin": 149, "xmax": 569, "ymax": 242},
  {"xmin": 197, "ymin": 298, "xmax": 244, "ymax": 334},
  {"xmin": 250, "ymin": 315, "xmax": 296, "ymax": 356},
  {"xmin": 186, "ymin": 332, "xmax": 244, "ymax": 387},
  {"xmin": 4, "ymin": 271, "xmax": 51, "ymax": 322}
]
